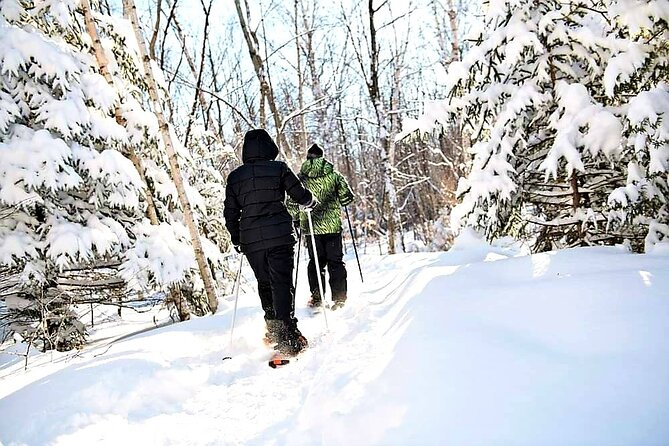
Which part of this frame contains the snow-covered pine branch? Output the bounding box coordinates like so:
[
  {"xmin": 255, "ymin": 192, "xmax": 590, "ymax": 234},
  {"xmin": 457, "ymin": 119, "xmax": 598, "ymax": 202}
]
[
  {"xmin": 398, "ymin": 0, "xmax": 669, "ymax": 253},
  {"xmin": 0, "ymin": 0, "xmax": 234, "ymax": 350},
  {"xmin": 0, "ymin": 2, "xmax": 146, "ymax": 350}
]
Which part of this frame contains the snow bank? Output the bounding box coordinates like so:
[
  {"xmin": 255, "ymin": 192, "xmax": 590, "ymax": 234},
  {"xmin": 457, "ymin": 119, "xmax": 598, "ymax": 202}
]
[{"xmin": 1, "ymin": 245, "xmax": 668, "ymax": 445}]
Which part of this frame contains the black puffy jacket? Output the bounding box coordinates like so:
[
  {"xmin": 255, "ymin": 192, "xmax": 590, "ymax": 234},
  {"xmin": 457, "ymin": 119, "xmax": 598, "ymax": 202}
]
[{"xmin": 224, "ymin": 129, "xmax": 313, "ymax": 253}]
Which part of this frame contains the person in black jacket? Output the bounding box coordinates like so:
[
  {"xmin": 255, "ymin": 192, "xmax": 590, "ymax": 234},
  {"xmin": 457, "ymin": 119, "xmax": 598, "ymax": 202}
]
[{"xmin": 224, "ymin": 129, "xmax": 316, "ymax": 356}]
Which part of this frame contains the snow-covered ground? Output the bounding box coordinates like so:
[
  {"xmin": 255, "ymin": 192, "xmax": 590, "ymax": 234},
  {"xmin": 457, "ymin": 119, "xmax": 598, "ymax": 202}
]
[{"xmin": 1, "ymin": 235, "xmax": 668, "ymax": 446}]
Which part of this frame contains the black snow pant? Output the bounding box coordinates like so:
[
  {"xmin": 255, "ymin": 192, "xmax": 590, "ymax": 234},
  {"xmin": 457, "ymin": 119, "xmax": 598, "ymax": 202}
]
[
  {"xmin": 305, "ymin": 233, "xmax": 347, "ymax": 302},
  {"xmin": 244, "ymin": 244, "xmax": 297, "ymax": 326}
]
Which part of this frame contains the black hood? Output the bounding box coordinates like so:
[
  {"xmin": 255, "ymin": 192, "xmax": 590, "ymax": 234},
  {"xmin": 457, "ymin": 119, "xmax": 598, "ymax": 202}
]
[
  {"xmin": 307, "ymin": 143, "xmax": 323, "ymax": 159},
  {"xmin": 242, "ymin": 129, "xmax": 279, "ymax": 163}
]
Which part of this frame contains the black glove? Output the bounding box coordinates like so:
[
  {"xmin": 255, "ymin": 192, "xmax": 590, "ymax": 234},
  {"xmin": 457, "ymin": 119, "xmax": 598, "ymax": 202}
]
[{"xmin": 299, "ymin": 197, "xmax": 319, "ymax": 211}]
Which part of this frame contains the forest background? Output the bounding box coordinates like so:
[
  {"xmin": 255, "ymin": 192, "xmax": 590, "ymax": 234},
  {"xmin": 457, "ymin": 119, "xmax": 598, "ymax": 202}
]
[{"xmin": 0, "ymin": 0, "xmax": 666, "ymax": 352}]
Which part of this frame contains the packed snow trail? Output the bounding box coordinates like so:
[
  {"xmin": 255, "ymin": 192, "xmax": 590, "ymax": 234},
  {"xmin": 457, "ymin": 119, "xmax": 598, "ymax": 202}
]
[{"xmin": 1, "ymin": 238, "xmax": 669, "ymax": 445}]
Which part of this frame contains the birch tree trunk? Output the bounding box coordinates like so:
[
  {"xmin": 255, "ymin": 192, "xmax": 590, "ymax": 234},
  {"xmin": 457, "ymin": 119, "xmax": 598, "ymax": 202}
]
[
  {"xmin": 123, "ymin": 0, "xmax": 218, "ymax": 313},
  {"xmin": 82, "ymin": 0, "xmax": 193, "ymax": 320},
  {"xmin": 446, "ymin": 0, "xmax": 461, "ymax": 64},
  {"xmin": 81, "ymin": 0, "xmax": 160, "ymax": 226},
  {"xmin": 432, "ymin": 0, "xmax": 462, "ymax": 68}
]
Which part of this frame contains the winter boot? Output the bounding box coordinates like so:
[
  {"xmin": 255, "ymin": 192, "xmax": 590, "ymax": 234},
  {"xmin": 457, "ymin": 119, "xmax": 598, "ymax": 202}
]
[
  {"xmin": 331, "ymin": 293, "xmax": 346, "ymax": 310},
  {"xmin": 331, "ymin": 300, "xmax": 345, "ymax": 310},
  {"xmin": 275, "ymin": 321, "xmax": 308, "ymax": 356},
  {"xmin": 264, "ymin": 319, "xmax": 282, "ymax": 346},
  {"xmin": 307, "ymin": 293, "xmax": 322, "ymax": 308}
]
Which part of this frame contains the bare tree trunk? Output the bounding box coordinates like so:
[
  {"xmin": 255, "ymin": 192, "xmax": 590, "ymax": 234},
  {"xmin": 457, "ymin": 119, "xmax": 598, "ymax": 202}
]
[
  {"xmin": 159, "ymin": 0, "xmax": 178, "ymax": 69},
  {"xmin": 429, "ymin": 0, "xmax": 467, "ymax": 214},
  {"xmin": 301, "ymin": 1, "xmax": 324, "ymax": 102},
  {"xmin": 165, "ymin": 0, "xmax": 229, "ymax": 151},
  {"xmin": 294, "ymin": 0, "xmax": 307, "ymax": 151},
  {"xmin": 123, "ymin": 0, "xmax": 218, "ymax": 313},
  {"xmin": 390, "ymin": 56, "xmax": 405, "ymax": 252},
  {"xmin": 234, "ymin": 0, "xmax": 290, "ymax": 158},
  {"xmin": 571, "ymin": 173, "xmax": 583, "ymax": 242},
  {"xmin": 431, "ymin": 0, "xmax": 462, "ymax": 68},
  {"xmin": 446, "ymin": 0, "xmax": 461, "ymax": 63},
  {"xmin": 367, "ymin": 0, "xmax": 399, "ymax": 254},
  {"xmin": 300, "ymin": 0, "xmax": 330, "ymax": 152},
  {"xmin": 82, "ymin": 0, "xmax": 160, "ymax": 226},
  {"xmin": 337, "ymin": 102, "xmax": 354, "ymax": 184},
  {"xmin": 183, "ymin": 0, "xmax": 213, "ymax": 145},
  {"xmin": 82, "ymin": 0, "xmax": 192, "ymax": 320},
  {"xmin": 148, "ymin": 0, "xmax": 163, "ymax": 59}
]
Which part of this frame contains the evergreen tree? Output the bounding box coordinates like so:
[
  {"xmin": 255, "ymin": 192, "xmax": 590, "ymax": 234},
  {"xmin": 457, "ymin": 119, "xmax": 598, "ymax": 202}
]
[
  {"xmin": 86, "ymin": 3, "xmax": 232, "ymax": 316},
  {"xmin": 185, "ymin": 124, "xmax": 235, "ymax": 256},
  {"xmin": 0, "ymin": 1, "xmax": 146, "ymax": 349},
  {"xmin": 408, "ymin": 0, "xmax": 668, "ymax": 252},
  {"xmin": 604, "ymin": 0, "xmax": 669, "ymax": 252},
  {"xmin": 0, "ymin": 0, "xmax": 232, "ymax": 349}
]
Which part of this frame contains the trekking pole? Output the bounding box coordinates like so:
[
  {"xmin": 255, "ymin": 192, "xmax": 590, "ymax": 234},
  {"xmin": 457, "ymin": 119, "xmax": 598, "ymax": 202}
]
[
  {"xmin": 345, "ymin": 206, "xmax": 364, "ymax": 283},
  {"xmin": 229, "ymin": 254, "xmax": 244, "ymax": 345},
  {"xmin": 306, "ymin": 209, "xmax": 329, "ymax": 330},
  {"xmin": 293, "ymin": 226, "xmax": 301, "ymax": 288}
]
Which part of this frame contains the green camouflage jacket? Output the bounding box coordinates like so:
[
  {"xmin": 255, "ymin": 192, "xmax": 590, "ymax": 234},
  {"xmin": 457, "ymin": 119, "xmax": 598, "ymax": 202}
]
[{"xmin": 287, "ymin": 157, "xmax": 354, "ymax": 235}]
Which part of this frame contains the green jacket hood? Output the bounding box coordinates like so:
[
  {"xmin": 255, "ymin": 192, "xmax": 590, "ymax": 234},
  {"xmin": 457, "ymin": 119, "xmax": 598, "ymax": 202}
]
[{"xmin": 300, "ymin": 157, "xmax": 333, "ymax": 179}]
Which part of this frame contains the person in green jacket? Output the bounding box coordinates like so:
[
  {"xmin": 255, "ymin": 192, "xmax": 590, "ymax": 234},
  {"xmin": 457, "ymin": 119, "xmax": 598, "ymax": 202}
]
[{"xmin": 289, "ymin": 144, "xmax": 355, "ymax": 309}]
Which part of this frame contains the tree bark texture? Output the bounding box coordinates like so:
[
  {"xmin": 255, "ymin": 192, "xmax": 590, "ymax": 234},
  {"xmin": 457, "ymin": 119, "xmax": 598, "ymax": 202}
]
[
  {"xmin": 234, "ymin": 0, "xmax": 291, "ymax": 161},
  {"xmin": 123, "ymin": 0, "xmax": 219, "ymax": 313},
  {"xmin": 81, "ymin": 0, "xmax": 160, "ymax": 226}
]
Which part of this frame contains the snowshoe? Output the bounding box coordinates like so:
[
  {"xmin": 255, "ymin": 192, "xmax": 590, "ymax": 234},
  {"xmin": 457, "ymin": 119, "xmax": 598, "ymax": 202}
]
[
  {"xmin": 263, "ymin": 333, "xmax": 276, "ymax": 347},
  {"xmin": 263, "ymin": 319, "xmax": 282, "ymax": 346},
  {"xmin": 268, "ymin": 324, "xmax": 308, "ymax": 368},
  {"xmin": 268, "ymin": 355, "xmax": 291, "ymax": 368},
  {"xmin": 276, "ymin": 332, "xmax": 308, "ymax": 356},
  {"xmin": 307, "ymin": 296, "xmax": 322, "ymax": 309},
  {"xmin": 330, "ymin": 300, "xmax": 345, "ymax": 310},
  {"xmin": 275, "ymin": 321, "xmax": 309, "ymax": 356}
]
